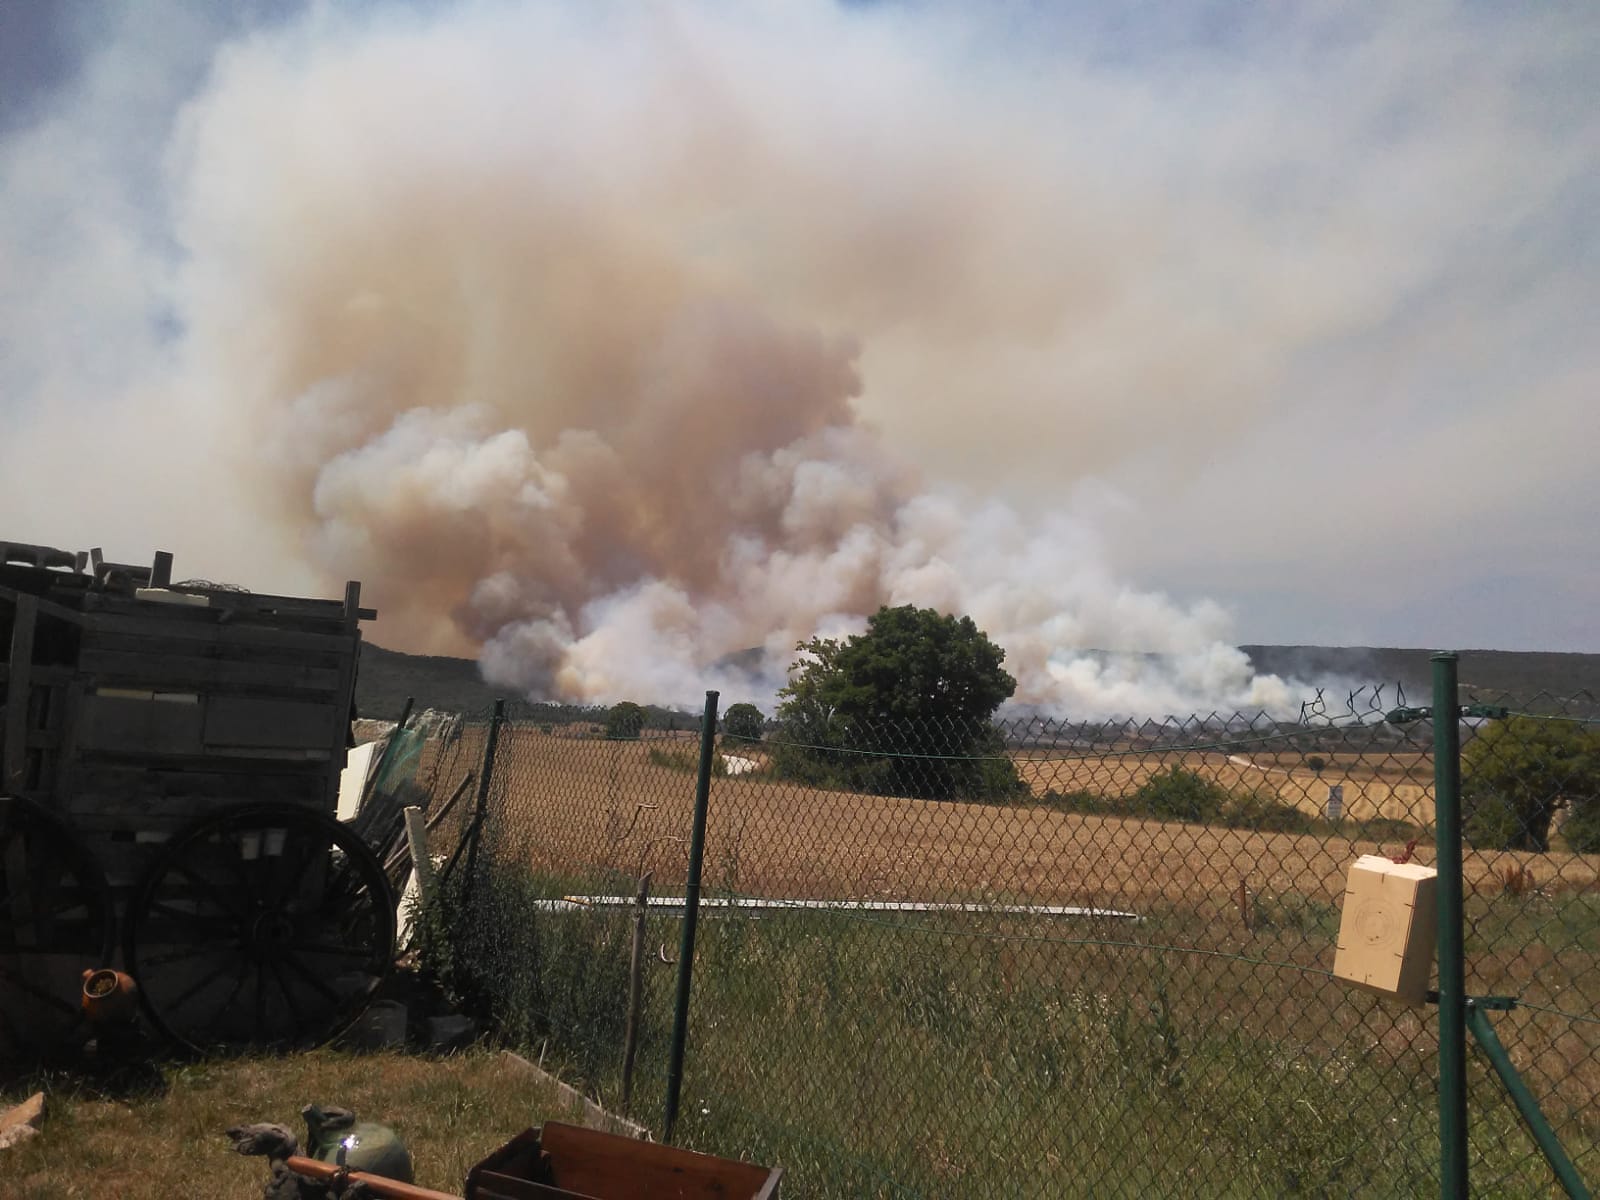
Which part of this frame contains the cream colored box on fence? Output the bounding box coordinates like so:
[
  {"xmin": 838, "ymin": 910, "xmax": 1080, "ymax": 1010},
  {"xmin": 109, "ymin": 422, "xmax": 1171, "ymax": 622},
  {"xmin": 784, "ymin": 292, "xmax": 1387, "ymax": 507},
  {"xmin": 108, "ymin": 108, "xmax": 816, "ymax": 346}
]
[{"xmin": 1333, "ymin": 854, "xmax": 1438, "ymax": 1006}]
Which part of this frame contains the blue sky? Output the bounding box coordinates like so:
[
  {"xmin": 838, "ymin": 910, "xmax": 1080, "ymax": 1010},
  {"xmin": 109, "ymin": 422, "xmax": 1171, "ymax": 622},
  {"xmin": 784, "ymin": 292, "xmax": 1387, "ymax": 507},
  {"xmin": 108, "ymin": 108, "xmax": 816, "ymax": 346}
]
[{"xmin": 0, "ymin": 2, "xmax": 1595, "ymax": 702}]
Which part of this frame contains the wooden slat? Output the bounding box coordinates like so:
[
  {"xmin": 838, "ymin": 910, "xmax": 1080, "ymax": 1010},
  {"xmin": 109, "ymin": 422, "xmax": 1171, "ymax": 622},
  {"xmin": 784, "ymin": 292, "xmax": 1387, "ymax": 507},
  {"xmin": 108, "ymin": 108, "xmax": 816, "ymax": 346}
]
[
  {"xmin": 4, "ymin": 594, "xmax": 36, "ymax": 791},
  {"xmin": 80, "ymin": 610, "xmax": 357, "ymax": 654},
  {"xmin": 539, "ymin": 1123, "xmax": 780, "ymax": 1200},
  {"xmin": 74, "ymin": 648, "xmax": 343, "ymax": 695},
  {"xmin": 73, "ymin": 693, "xmax": 204, "ymax": 757},
  {"xmin": 203, "ymin": 696, "xmax": 339, "ymax": 750}
]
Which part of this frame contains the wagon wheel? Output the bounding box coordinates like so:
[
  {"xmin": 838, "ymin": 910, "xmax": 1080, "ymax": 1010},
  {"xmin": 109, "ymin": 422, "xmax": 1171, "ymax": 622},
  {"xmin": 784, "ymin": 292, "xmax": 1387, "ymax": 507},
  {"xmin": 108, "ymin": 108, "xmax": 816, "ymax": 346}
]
[
  {"xmin": 124, "ymin": 803, "xmax": 395, "ymax": 1052},
  {"xmin": 0, "ymin": 796, "xmax": 114, "ymax": 1057}
]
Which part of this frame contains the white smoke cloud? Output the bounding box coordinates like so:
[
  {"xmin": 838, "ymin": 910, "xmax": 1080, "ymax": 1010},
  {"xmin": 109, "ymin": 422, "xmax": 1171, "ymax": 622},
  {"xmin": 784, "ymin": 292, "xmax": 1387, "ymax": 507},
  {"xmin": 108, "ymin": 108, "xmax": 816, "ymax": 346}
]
[{"xmin": 2, "ymin": 2, "xmax": 1594, "ymax": 712}]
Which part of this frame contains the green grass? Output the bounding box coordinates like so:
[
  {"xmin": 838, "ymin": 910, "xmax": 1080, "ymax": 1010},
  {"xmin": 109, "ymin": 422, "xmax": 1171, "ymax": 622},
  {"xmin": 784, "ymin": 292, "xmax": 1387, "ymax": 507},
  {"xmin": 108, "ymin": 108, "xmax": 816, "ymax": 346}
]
[
  {"xmin": 430, "ymin": 868, "xmax": 1600, "ymax": 1198},
  {"xmin": 0, "ymin": 1048, "xmax": 572, "ymax": 1200}
]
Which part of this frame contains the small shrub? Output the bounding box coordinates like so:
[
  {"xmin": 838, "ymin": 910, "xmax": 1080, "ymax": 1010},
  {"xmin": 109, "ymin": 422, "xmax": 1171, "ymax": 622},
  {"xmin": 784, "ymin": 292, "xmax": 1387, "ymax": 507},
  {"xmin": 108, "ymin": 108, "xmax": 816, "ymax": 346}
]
[
  {"xmin": 1498, "ymin": 863, "xmax": 1536, "ymax": 898},
  {"xmin": 1044, "ymin": 789, "xmax": 1113, "ymax": 815},
  {"xmin": 647, "ymin": 746, "xmax": 727, "ymax": 776},
  {"xmin": 1563, "ymin": 801, "xmax": 1600, "ymax": 853},
  {"xmin": 1133, "ymin": 767, "xmax": 1230, "ymax": 824},
  {"xmin": 1464, "ymin": 790, "xmax": 1528, "ymax": 852},
  {"xmin": 1222, "ymin": 789, "xmax": 1315, "ymax": 834}
]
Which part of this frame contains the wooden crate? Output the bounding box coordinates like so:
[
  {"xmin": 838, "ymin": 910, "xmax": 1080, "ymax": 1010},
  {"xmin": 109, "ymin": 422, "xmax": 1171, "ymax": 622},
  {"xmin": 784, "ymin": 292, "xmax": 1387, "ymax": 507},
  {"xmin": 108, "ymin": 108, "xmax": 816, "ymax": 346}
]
[
  {"xmin": 1, "ymin": 543, "xmax": 371, "ymax": 894},
  {"xmin": 466, "ymin": 1124, "xmax": 781, "ymax": 1200}
]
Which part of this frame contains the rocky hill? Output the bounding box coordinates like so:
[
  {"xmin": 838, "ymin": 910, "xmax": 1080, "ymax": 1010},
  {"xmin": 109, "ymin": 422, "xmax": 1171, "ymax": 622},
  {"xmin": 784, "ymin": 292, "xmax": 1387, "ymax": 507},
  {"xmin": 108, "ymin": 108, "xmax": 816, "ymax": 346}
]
[{"xmin": 356, "ymin": 640, "xmax": 1598, "ymax": 719}]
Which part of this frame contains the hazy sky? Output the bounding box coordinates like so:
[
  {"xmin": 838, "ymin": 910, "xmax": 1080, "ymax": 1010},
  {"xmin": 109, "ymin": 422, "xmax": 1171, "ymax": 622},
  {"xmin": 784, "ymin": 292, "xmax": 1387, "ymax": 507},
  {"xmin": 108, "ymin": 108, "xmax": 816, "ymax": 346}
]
[{"xmin": 1, "ymin": 1, "xmax": 1595, "ymax": 684}]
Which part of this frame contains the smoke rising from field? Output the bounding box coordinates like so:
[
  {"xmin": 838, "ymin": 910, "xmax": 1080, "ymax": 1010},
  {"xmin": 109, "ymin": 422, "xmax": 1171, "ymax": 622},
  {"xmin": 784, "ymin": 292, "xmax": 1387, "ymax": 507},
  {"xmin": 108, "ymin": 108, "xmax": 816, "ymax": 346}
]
[
  {"xmin": 153, "ymin": 3, "xmax": 1304, "ymax": 714},
  {"xmin": 4, "ymin": 3, "xmax": 1593, "ymax": 708}
]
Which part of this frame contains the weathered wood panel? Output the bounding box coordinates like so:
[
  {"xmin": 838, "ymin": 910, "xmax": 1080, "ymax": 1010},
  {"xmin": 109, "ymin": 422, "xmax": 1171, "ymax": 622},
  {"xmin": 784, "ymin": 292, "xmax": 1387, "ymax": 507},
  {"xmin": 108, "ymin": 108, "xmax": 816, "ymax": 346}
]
[
  {"xmin": 73, "ymin": 693, "xmax": 205, "ymax": 757},
  {"xmin": 74, "ymin": 648, "xmax": 344, "ymax": 696},
  {"xmin": 203, "ymin": 697, "xmax": 339, "ymax": 749},
  {"xmin": 3, "ymin": 594, "xmax": 35, "ymax": 791}
]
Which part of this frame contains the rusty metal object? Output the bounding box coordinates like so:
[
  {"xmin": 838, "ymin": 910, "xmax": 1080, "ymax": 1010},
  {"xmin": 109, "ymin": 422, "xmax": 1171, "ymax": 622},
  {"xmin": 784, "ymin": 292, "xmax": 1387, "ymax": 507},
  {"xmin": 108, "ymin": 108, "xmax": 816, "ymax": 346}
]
[
  {"xmin": 79, "ymin": 968, "xmax": 138, "ymax": 1025},
  {"xmin": 283, "ymin": 1156, "xmax": 462, "ymax": 1200}
]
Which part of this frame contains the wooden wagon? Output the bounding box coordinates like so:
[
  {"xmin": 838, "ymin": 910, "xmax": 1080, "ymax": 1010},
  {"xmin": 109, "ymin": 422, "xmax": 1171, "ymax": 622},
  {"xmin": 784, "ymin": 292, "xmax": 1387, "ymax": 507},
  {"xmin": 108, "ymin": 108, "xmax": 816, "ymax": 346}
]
[{"xmin": 0, "ymin": 539, "xmax": 394, "ymax": 1056}]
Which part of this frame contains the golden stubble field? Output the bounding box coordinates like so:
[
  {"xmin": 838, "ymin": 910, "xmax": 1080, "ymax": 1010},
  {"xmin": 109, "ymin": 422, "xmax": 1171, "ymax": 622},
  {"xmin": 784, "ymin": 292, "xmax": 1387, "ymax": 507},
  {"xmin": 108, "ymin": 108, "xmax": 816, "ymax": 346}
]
[
  {"xmin": 421, "ymin": 726, "xmax": 1598, "ymax": 909},
  {"xmin": 1014, "ymin": 747, "xmax": 1435, "ymax": 823}
]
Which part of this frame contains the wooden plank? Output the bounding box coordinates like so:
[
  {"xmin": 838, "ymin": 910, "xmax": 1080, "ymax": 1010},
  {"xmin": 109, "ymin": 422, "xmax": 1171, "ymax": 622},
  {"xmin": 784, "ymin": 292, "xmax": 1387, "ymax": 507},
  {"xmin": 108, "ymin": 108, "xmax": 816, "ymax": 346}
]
[
  {"xmin": 0, "ymin": 665, "xmax": 75, "ymax": 688},
  {"xmin": 65, "ymin": 782, "xmax": 323, "ymax": 817},
  {"xmin": 495, "ymin": 1057, "xmax": 651, "ymax": 1141},
  {"xmin": 73, "ymin": 692, "xmax": 204, "ymax": 757},
  {"xmin": 80, "ymin": 610, "xmax": 357, "ymax": 655},
  {"xmin": 326, "ymin": 629, "xmax": 361, "ymax": 812},
  {"xmin": 203, "ymin": 696, "xmax": 339, "ymax": 750},
  {"xmin": 539, "ymin": 1123, "xmax": 779, "ymax": 1200},
  {"xmin": 74, "ymin": 648, "xmax": 344, "ymax": 695},
  {"xmin": 4, "ymin": 594, "xmax": 36, "ymax": 791},
  {"xmin": 68, "ymin": 761, "xmax": 329, "ymax": 792}
]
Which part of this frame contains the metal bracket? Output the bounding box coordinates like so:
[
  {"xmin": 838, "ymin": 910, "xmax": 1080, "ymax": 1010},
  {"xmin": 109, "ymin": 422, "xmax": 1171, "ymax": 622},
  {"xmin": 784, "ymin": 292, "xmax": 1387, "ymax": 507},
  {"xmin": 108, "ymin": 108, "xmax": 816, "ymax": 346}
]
[
  {"xmin": 1386, "ymin": 704, "xmax": 1510, "ymax": 726},
  {"xmin": 1386, "ymin": 706, "xmax": 1432, "ymax": 726}
]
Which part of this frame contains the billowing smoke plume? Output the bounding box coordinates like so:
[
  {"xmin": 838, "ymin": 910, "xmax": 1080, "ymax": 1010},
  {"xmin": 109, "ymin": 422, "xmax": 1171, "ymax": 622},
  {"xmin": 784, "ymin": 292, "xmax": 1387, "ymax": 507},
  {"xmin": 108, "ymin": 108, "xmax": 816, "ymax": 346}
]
[
  {"xmin": 128, "ymin": 3, "xmax": 1302, "ymax": 714},
  {"xmin": 21, "ymin": 4, "xmax": 1586, "ymax": 709}
]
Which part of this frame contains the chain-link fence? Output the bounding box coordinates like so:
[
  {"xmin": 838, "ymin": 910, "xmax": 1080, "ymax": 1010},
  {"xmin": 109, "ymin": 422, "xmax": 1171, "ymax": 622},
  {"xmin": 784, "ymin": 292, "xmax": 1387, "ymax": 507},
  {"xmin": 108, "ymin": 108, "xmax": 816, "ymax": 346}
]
[{"xmin": 408, "ymin": 658, "xmax": 1598, "ymax": 1198}]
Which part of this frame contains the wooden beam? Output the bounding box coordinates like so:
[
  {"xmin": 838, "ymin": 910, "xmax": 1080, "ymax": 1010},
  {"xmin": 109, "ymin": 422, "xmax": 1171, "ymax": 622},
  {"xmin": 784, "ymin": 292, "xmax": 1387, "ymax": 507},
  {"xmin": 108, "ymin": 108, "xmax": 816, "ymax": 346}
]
[{"xmin": 4, "ymin": 593, "xmax": 36, "ymax": 791}]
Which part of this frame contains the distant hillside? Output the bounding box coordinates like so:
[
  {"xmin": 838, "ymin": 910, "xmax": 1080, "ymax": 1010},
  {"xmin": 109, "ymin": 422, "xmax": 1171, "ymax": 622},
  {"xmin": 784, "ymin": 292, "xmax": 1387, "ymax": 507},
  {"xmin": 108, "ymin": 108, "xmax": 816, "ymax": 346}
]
[
  {"xmin": 358, "ymin": 640, "xmax": 1598, "ymax": 719},
  {"xmin": 355, "ymin": 642, "xmax": 508, "ymax": 717},
  {"xmin": 1240, "ymin": 646, "xmax": 1600, "ymax": 702}
]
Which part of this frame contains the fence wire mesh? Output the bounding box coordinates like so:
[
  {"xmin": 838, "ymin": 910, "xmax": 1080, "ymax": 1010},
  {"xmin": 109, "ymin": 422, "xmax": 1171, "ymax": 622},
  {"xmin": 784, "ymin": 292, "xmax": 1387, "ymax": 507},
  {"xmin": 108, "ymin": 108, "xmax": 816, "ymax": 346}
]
[{"xmin": 407, "ymin": 671, "xmax": 1598, "ymax": 1198}]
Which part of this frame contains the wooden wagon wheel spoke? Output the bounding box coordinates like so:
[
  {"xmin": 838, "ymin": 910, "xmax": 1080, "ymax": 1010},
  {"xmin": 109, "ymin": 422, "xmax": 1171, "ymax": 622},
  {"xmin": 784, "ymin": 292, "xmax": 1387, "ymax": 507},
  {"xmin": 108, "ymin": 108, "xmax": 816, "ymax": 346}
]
[
  {"xmin": 265, "ymin": 957, "xmax": 309, "ymax": 1030},
  {"xmin": 145, "ymin": 900, "xmax": 239, "ymax": 936},
  {"xmin": 136, "ymin": 941, "xmax": 241, "ymax": 970},
  {"xmin": 126, "ymin": 803, "xmax": 394, "ymax": 1052},
  {"xmin": 293, "ymin": 940, "xmax": 376, "ymax": 960},
  {"xmin": 0, "ymin": 796, "xmax": 113, "ymax": 1060},
  {"xmin": 201, "ymin": 963, "xmax": 254, "ymax": 1033},
  {"xmin": 274, "ymin": 950, "xmax": 344, "ymax": 1006},
  {"xmin": 159, "ymin": 964, "xmax": 234, "ymax": 1018},
  {"xmin": 0, "ymin": 960, "xmax": 83, "ymax": 1017},
  {"xmin": 167, "ymin": 859, "xmax": 249, "ymax": 924}
]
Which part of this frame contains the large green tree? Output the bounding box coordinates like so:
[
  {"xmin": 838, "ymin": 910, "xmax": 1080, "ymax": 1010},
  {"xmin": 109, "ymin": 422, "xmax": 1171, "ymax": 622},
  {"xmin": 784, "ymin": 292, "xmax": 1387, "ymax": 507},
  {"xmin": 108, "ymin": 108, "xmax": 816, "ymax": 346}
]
[
  {"xmin": 604, "ymin": 700, "xmax": 647, "ymax": 740},
  {"xmin": 773, "ymin": 606, "xmax": 1021, "ymax": 800},
  {"xmin": 721, "ymin": 702, "xmax": 766, "ymax": 745},
  {"xmin": 1462, "ymin": 716, "xmax": 1600, "ymax": 852}
]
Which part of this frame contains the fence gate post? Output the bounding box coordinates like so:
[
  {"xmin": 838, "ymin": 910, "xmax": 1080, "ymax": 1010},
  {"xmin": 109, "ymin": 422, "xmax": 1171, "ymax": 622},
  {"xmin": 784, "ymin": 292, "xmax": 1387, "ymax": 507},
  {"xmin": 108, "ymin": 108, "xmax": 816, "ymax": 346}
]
[
  {"xmin": 665, "ymin": 689, "xmax": 719, "ymax": 1143},
  {"xmin": 1433, "ymin": 652, "xmax": 1468, "ymax": 1197}
]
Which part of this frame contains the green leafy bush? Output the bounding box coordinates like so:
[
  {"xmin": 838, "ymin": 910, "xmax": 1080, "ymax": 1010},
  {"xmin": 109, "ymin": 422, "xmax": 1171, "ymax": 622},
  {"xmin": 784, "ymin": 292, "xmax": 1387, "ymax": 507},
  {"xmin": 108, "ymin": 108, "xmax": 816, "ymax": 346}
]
[
  {"xmin": 1133, "ymin": 767, "xmax": 1231, "ymax": 824},
  {"xmin": 1463, "ymin": 716, "xmax": 1600, "ymax": 852},
  {"xmin": 604, "ymin": 700, "xmax": 646, "ymax": 740},
  {"xmin": 1221, "ymin": 788, "xmax": 1316, "ymax": 834},
  {"xmin": 722, "ymin": 703, "xmax": 766, "ymax": 745}
]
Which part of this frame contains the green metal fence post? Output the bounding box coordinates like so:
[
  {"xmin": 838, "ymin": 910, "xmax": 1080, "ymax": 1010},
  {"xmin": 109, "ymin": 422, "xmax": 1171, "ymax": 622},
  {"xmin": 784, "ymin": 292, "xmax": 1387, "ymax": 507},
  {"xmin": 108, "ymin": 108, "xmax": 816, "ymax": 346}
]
[
  {"xmin": 664, "ymin": 689, "xmax": 719, "ymax": 1143},
  {"xmin": 1465, "ymin": 1001, "xmax": 1592, "ymax": 1199},
  {"xmin": 462, "ymin": 698, "xmax": 506, "ymax": 908},
  {"xmin": 1433, "ymin": 652, "xmax": 1468, "ymax": 1198}
]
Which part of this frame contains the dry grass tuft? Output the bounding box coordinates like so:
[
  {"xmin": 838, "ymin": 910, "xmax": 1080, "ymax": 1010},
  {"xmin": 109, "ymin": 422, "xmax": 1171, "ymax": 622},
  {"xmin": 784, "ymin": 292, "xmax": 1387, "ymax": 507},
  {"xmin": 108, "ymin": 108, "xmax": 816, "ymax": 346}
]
[{"xmin": 0, "ymin": 1049, "xmax": 572, "ymax": 1200}]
